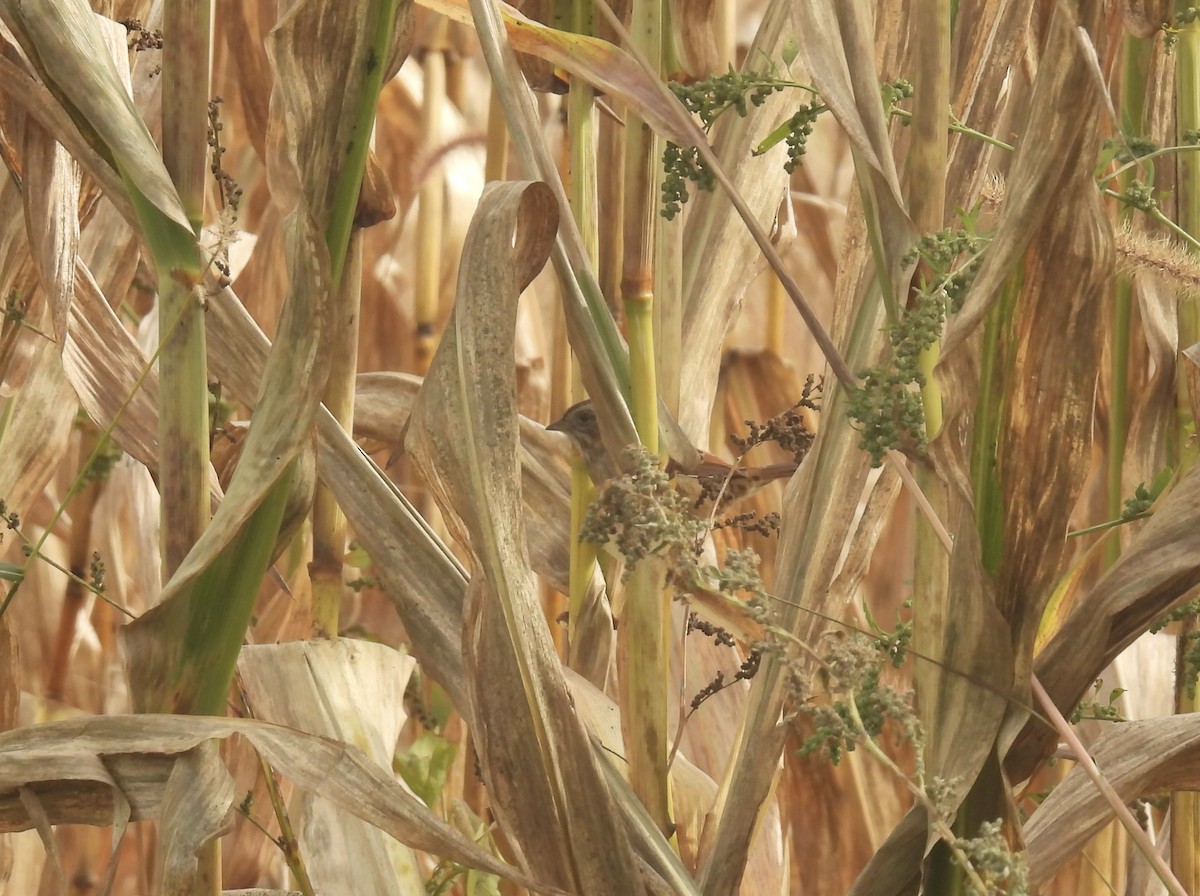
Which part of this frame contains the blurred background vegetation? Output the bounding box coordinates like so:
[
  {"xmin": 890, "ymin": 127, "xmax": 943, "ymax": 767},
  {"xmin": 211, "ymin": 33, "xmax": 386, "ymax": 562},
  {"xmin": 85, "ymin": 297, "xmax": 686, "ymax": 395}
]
[{"xmin": 2, "ymin": 1, "xmax": 1200, "ymax": 895}]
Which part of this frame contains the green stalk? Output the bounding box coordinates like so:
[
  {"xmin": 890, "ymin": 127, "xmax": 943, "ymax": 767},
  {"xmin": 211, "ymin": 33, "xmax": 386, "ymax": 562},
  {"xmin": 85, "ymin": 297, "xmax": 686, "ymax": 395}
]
[
  {"xmin": 971, "ymin": 276, "xmax": 1019, "ymax": 574},
  {"xmin": 904, "ymin": 4, "xmax": 989, "ymax": 893},
  {"xmin": 324, "ymin": 4, "xmax": 399, "ymax": 288},
  {"xmin": 618, "ymin": 0, "xmax": 671, "ymax": 836},
  {"xmin": 309, "ymin": 238, "xmax": 363, "ymax": 637},
  {"xmin": 1172, "ymin": 7, "xmax": 1200, "ymax": 889},
  {"xmin": 1106, "ymin": 32, "xmax": 1153, "ymax": 570},
  {"xmin": 310, "ymin": 0, "xmax": 401, "ymax": 636},
  {"xmin": 561, "ymin": 0, "xmax": 610, "ymax": 681}
]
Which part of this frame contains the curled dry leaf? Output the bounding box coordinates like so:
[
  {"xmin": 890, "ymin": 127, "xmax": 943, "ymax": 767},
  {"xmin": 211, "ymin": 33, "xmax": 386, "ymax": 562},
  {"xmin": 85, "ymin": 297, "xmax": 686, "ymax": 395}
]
[{"xmin": 406, "ymin": 180, "xmax": 645, "ymax": 894}]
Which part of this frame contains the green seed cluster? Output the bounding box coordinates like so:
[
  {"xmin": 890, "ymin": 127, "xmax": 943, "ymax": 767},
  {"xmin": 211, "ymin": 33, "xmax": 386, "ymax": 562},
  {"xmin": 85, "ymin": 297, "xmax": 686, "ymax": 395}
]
[
  {"xmin": 661, "ymin": 142, "xmax": 714, "ymax": 220},
  {"xmin": 846, "ymin": 367, "xmax": 929, "ymax": 466},
  {"xmin": 660, "ymin": 70, "xmax": 809, "ymax": 219},
  {"xmin": 955, "ymin": 820, "xmax": 1030, "ymax": 896},
  {"xmin": 1167, "ymin": 8, "xmax": 1200, "ymax": 47},
  {"xmin": 670, "ymin": 69, "xmax": 787, "ymax": 128},
  {"xmin": 848, "ymin": 224, "xmax": 990, "ymax": 464},
  {"xmin": 578, "ymin": 446, "xmax": 709, "ymax": 578},
  {"xmin": 782, "ymin": 104, "xmax": 821, "ymax": 173},
  {"xmin": 1151, "ymin": 596, "xmax": 1200, "ymax": 699},
  {"xmin": 797, "ymin": 633, "xmax": 917, "ymax": 766},
  {"xmin": 1070, "ymin": 679, "xmax": 1127, "ymax": 724},
  {"xmin": 903, "ymin": 226, "xmax": 989, "ymax": 312},
  {"xmin": 1121, "ymin": 481, "xmax": 1157, "ymax": 518},
  {"xmin": 1123, "ymin": 179, "xmax": 1158, "ymax": 213}
]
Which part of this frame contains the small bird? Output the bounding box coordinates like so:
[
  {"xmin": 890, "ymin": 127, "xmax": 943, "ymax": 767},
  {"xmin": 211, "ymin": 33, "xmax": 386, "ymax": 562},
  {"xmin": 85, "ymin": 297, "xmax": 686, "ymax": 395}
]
[{"xmin": 546, "ymin": 400, "xmax": 798, "ymax": 512}]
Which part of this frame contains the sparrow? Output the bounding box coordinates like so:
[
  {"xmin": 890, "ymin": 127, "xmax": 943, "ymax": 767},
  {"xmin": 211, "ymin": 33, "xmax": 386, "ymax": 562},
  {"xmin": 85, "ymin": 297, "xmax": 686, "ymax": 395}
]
[{"xmin": 546, "ymin": 400, "xmax": 798, "ymax": 512}]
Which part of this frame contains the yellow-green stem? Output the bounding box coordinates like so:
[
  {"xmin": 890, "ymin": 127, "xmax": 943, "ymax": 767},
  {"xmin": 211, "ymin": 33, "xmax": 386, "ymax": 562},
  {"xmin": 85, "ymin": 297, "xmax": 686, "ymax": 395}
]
[
  {"xmin": 310, "ymin": 237, "xmax": 363, "ymax": 636},
  {"xmin": 562, "ymin": 0, "xmax": 607, "ymax": 679},
  {"xmin": 415, "ymin": 20, "xmax": 449, "ymax": 373},
  {"xmin": 1172, "ymin": 9, "xmax": 1200, "ymax": 888},
  {"xmin": 617, "ymin": 0, "xmax": 670, "ymax": 836}
]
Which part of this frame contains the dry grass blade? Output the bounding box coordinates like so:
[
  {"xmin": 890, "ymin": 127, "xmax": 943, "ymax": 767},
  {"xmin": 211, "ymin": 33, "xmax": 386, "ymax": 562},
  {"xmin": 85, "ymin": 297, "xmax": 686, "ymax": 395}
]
[
  {"xmin": 668, "ymin": 0, "xmax": 721, "ymax": 75},
  {"xmin": 465, "ymin": 0, "xmax": 635, "ymax": 444},
  {"xmin": 65, "ymin": 263, "xmax": 169, "ymax": 473},
  {"xmin": 21, "ymin": 119, "xmax": 78, "ymax": 342},
  {"xmin": 406, "ymin": 181, "xmax": 643, "ymax": 894},
  {"xmin": 418, "ymin": 0, "xmax": 693, "ymax": 144},
  {"xmin": 0, "ymin": 336, "xmax": 76, "ymax": 516},
  {"xmin": 157, "ymin": 744, "xmax": 234, "ymax": 896},
  {"xmin": 0, "ymin": 54, "xmax": 133, "ymax": 226},
  {"xmin": 943, "ymin": 7, "xmax": 1109, "ymax": 357},
  {"xmin": 201, "ymin": 286, "xmax": 473, "ymax": 706},
  {"xmin": 986, "ymin": 10, "xmax": 1112, "ymax": 651}
]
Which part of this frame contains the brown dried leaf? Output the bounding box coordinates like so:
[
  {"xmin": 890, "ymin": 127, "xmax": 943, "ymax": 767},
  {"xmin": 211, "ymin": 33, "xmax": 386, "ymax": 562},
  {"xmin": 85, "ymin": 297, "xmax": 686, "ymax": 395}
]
[
  {"xmin": 1183, "ymin": 341, "xmax": 1200, "ymax": 432},
  {"xmin": 264, "ymin": 0, "xmax": 413, "ymax": 227},
  {"xmin": 0, "ymin": 2, "xmax": 190, "ymax": 234},
  {"xmin": 21, "ymin": 117, "xmax": 78, "ymax": 343},
  {"xmin": 0, "ymin": 335, "xmax": 76, "ymax": 518},
  {"xmin": 946, "ymin": 0, "xmax": 1033, "ymax": 204},
  {"xmin": 667, "ymin": 0, "xmax": 720, "ymax": 77},
  {"xmin": 944, "ymin": 7, "xmax": 1110, "ymax": 356}
]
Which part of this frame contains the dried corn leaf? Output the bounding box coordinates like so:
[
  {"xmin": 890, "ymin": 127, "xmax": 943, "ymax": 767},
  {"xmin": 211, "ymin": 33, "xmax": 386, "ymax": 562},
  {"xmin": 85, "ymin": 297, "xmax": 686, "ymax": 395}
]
[
  {"xmin": 123, "ymin": 0, "xmax": 411, "ymax": 710},
  {"xmin": 239, "ymin": 640, "xmax": 425, "ymax": 895},
  {"xmin": 419, "ymin": 0, "xmax": 692, "ymax": 144},
  {"xmin": 667, "ymin": 0, "xmax": 720, "ymax": 76},
  {"xmin": 679, "ymin": 1, "xmax": 796, "ymax": 439},
  {"xmin": 21, "ymin": 116, "xmax": 78, "ymax": 342},
  {"xmin": 0, "ymin": 336, "xmax": 76, "ymax": 518},
  {"xmin": 0, "ymin": 1, "xmax": 190, "ymax": 236},
  {"xmin": 464, "ymin": 0, "xmax": 634, "ymax": 449},
  {"xmin": 65, "ymin": 264, "xmax": 173, "ymax": 475},
  {"xmin": 946, "ymin": 0, "xmax": 1031, "ymax": 203},
  {"xmin": 1025, "ymin": 714, "xmax": 1200, "ymax": 887},
  {"xmin": 157, "ymin": 744, "xmax": 233, "ymax": 896},
  {"xmin": 199, "ymin": 285, "xmax": 472, "ymax": 708},
  {"xmin": 405, "ymin": 180, "xmax": 643, "ymax": 894},
  {"xmin": 1011, "ymin": 462, "xmax": 1200, "ymax": 778},
  {"xmin": 1183, "ymin": 341, "xmax": 1200, "ymax": 432},
  {"xmin": 943, "ymin": 6, "xmax": 1108, "ymax": 357},
  {"xmin": 793, "ymin": 0, "xmax": 914, "ymax": 306},
  {"xmin": 0, "ymin": 714, "xmax": 549, "ymax": 892}
]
